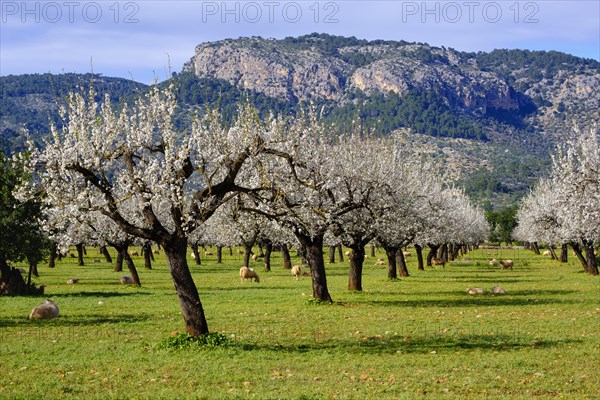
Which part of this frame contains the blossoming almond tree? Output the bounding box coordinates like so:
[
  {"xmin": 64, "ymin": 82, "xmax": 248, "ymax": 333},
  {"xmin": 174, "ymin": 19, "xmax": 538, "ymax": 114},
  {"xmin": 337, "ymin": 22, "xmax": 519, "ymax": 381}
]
[{"xmin": 18, "ymin": 87, "xmax": 276, "ymax": 335}]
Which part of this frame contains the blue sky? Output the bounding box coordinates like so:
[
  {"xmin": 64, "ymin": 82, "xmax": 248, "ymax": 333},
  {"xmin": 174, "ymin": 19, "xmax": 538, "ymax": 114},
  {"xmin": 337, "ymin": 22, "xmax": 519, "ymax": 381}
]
[{"xmin": 1, "ymin": 1, "xmax": 599, "ymax": 84}]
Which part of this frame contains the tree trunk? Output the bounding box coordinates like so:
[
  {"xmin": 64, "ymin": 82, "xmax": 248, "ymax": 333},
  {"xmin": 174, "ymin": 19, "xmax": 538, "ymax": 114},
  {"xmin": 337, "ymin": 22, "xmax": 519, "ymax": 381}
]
[
  {"xmin": 384, "ymin": 246, "xmax": 398, "ymax": 280},
  {"xmin": 100, "ymin": 246, "xmax": 113, "ymax": 263},
  {"xmin": 243, "ymin": 244, "xmax": 253, "ymax": 268},
  {"xmin": 297, "ymin": 245, "xmax": 308, "ymax": 265},
  {"xmin": 348, "ymin": 245, "xmax": 365, "ymax": 291},
  {"xmin": 548, "ymin": 245, "xmax": 558, "ymax": 260},
  {"xmin": 122, "ymin": 252, "xmax": 141, "ymax": 286},
  {"xmin": 216, "ymin": 246, "xmax": 223, "ymax": 263},
  {"xmin": 583, "ymin": 240, "xmax": 599, "ymax": 275},
  {"xmin": 191, "ymin": 244, "xmax": 201, "ymax": 266},
  {"xmin": 48, "ymin": 243, "xmax": 57, "ymax": 268},
  {"xmin": 396, "ymin": 249, "xmax": 409, "ymax": 277},
  {"xmin": 76, "ymin": 243, "xmax": 85, "ymax": 266},
  {"xmin": 370, "ymin": 245, "xmax": 376, "ymax": 258},
  {"xmin": 328, "ymin": 245, "xmax": 336, "ymax": 263},
  {"xmin": 532, "ymin": 242, "xmax": 541, "ymax": 255},
  {"xmin": 281, "ymin": 244, "xmax": 292, "ymax": 269},
  {"xmin": 426, "ymin": 244, "xmax": 439, "ymax": 267},
  {"xmin": 571, "ymin": 243, "xmax": 589, "ymax": 273},
  {"xmin": 560, "ymin": 243, "xmax": 568, "ymax": 263},
  {"xmin": 114, "ymin": 251, "xmax": 123, "ymax": 272},
  {"xmin": 228, "ymin": 246, "xmax": 233, "ymax": 256},
  {"xmin": 263, "ymin": 241, "xmax": 273, "ymax": 271},
  {"xmin": 163, "ymin": 236, "xmax": 209, "ymax": 336},
  {"xmin": 0, "ymin": 257, "xmax": 11, "ymax": 285},
  {"xmin": 337, "ymin": 244, "xmax": 344, "ymax": 262},
  {"xmin": 299, "ymin": 235, "xmax": 332, "ymax": 302},
  {"xmin": 29, "ymin": 261, "xmax": 39, "ymax": 278},
  {"xmin": 415, "ymin": 244, "xmax": 424, "ymax": 271},
  {"xmin": 439, "ymin": 243, "xmax": 448, "ymax": 262},
  {"xmin": 143, "ymin": 243, "xmax": 152, "ymax": 270}
]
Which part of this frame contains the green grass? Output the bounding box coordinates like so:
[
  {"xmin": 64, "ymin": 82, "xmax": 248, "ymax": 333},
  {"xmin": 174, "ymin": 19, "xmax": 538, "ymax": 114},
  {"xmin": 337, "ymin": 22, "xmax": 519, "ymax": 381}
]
[{"xmin": 1, "ymin": 247, "xmax": 599, "ymax": 399}]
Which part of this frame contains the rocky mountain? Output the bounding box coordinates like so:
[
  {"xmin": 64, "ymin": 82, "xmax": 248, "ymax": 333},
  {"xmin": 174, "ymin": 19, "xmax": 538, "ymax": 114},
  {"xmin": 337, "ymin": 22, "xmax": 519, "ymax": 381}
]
[{"xmin": 1, "ymin": 34, "xmax": 598, "ymax": 209}]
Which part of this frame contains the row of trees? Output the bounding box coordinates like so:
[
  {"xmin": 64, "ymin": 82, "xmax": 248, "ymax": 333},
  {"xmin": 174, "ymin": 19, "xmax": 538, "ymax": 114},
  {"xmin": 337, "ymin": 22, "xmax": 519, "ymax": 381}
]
[
  {"xmin": 514, "ymin": 125, "xmax": 599, "ymax": 275},
  {"xmin": 15, "ymin": 85, "xmax": 488, "ymax": 336}
]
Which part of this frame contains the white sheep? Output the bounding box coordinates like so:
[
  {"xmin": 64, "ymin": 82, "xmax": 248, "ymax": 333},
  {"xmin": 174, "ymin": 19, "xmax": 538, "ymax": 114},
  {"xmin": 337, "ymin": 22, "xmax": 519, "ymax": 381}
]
[
  {"xmin": 491, "ymin": 286, "xmax": 506, "ymax": 294},
  {"xmin": 489, "ymin": 259, "xmax": 498, "ymax": 266},
  {"xmin": 374, "ymin": 259, "xmax": 386, "ymax": 266},
  {"xmin": 499, "ymin": 260, "xmax": 514, "ymax": 270},
  {"xmin": 466, "ymin": 288, "xmax": 485, "ymax": 295},
  {"xmin": 542, "ymin": 250, "xmax": 551, "ymax": 256},
  {"xmin": 29, "ymin": 299, "xmax": 59, "ymax": 320},
  {"xmin": 291, "ymin": 265, "xmax": 303, "ymax": 280},
  {"xmin": 251, "ymin": 254, "xmax": 259, "ymax": 262},
  {"xmin": 403, "ymin": 251, "xmax": 411, "ymax": 257},
  {"xmin": 66, "ymin": 278, "xmax": 79, "ymax": 284},
  {"xmin": 239, "ymin": 267, "xmax": 260, "ymax": 283},
  {"xmin": 344, "ymin": 251, "xmax": 351, "ymax": 257},
  {"xmin": 120, "ymin": 276, "xmax": 133, "ymax": 284},
  {"xmin": 205, "ymin": 251, "xmax": 214, "ymax": 256},
  {"xmin": 129, "ymin": 251, "xmax": 139, "ymax": 257},
  {"xmin": 190, "ymin": 252, "xmax": 197, "ymax": 260}
]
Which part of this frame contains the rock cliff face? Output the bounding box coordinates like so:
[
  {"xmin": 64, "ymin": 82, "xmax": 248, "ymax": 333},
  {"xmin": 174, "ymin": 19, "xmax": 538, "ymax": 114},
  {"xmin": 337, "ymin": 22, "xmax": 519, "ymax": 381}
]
[{"xmin": 182, "ymin": 34, "xmax": 599, "ymax": 135}]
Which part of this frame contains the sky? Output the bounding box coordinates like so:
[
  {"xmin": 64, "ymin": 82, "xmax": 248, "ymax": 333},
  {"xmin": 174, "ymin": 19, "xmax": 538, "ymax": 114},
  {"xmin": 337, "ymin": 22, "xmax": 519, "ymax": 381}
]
[{"xmin": 1, "ymin": 0, "xmax": 599, "ymax": 84}]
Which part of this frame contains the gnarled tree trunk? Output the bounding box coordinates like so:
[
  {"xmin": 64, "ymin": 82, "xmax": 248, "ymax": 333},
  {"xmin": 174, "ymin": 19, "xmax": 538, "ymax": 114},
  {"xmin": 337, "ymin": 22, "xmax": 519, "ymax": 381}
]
[
  {"xmin": 191, "ymin": 244, "xmax": 201, "ymax": 266},
  {"xmin": 76, "ymin": 243, "xmax": 85, "ymax": 266},
  {"xmin": 281, "ymin": 244, "xmax": 292, "ymax": 269},
  {"xmin": 348, "ymin": 245, "xmax": 365, "ymax": 291},
  {"xmin": 383, "ymin": 245, "xmax": 398, "ymax": 280},
  {"xmin": 216, "ymin": 246, "xmax": 223, "ymax": 263},
  {"xmin": 263, "ymin": 240, "xmax": 273, "ymax": 271},
  {"xmin": 396, "ymin": 249, "xmax": 409, "ymax": 277},
  {"xmin": 328, "ymin": 245, "xmax": 336, "ymax": 263},
  {"xmin": 560, "ymin": 243, "xmax": 568, "ymax": 263},
  {"xmin": 48, "ymin": 243, "xmax": 57, "ymax": 268},
  {"xmin": 100, "ymin": 246, "xmax": 113, "ymax": 263},
  {"xmin": 297, "ymin": 234, "xmax": 332, "ymax": 302},
  {"xmin": 114, "ymin": 250, "xmax": 123, "ymax": 272},
  {"xmin": 415, "ymin": 244, "xmax": 424, "ymax": 271},
  {"xmin": 163, "ymin": 236, "xmax": 209, "ymax": 336},
  {"xmin": 337, "ymin": 244, "xmax": 344, "ymax": 262}
]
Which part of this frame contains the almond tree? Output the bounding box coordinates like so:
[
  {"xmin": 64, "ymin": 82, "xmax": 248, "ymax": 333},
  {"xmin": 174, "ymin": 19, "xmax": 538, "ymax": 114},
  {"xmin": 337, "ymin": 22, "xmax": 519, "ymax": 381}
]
[{"xmin": 18, "ymin": 87, "xmax": 276, "ymax": 335}]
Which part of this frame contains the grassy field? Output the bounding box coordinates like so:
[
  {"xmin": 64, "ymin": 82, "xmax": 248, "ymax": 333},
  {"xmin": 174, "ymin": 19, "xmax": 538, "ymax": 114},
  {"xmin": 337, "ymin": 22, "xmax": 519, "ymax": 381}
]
[{"xmin": 1, "ymin": 247, "xmax": 599, "ymax": 399}]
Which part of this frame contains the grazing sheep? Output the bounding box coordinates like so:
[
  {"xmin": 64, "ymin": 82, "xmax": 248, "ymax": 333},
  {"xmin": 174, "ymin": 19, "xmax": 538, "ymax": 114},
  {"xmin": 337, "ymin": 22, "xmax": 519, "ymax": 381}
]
[
  {"xmin": 237, "ymin": 249, "xmax": 244, "ymax": 255},
  {"xmin": 377, "ymin": 258, "xmax": 385, "ymax": 262},
  {"xmin": 93, "ymin": 259, "xmax": 101, "ymax": 263},
  {"xmin": 291, "ymin": 265, "xmax": 303, "ymax": 280},
  {"xmin": 120, "ymin": 276, "xmax": 133, "ymax": 284},
  {"xmin": 344, "ymin": 251, "xmax": 351, "ymax": 257},
  {"xmin": 432, "ymin": 258, "xmax": 446, "ymax": 268},
  {"xmin": 403, "ymin": 251, "xmax": 411, "ymax": 257},
  {"xmin": 239, "ymin": 267, "xmax": 260, "ymax": 283},
  {"xmin": 29, "ymin": 299, "xmax": 59, "ymax": 320},
  {"xmin": 251, "ymin": 254, "xmax": 259, "ymax": 262},
  {"xmin": 489, "ymin": 259, "xmax": 498, "ymax": 266},
  {"xmin": 364, "ymin": 255, "xmax": 370, "ymax": 260},
  {"xmin": 205, "ymin": 251, "xmax": 214, "ymax": 256},
  {"xmin": 374, "ymin": 260, "xmax": 386, "ymax": 266},
  {"xmin": 499, "ymin": 260, "xmax": 513, "ymax": 270},
  {"xmin": 466, "ymin": 288, "xmax": 485, "ymax": 295},
  {"xmin": 129, "ymin": 251, "xmax": 139, "ymax": 257},
  {"xmin": 542, "ymin": 250, "xmax": 551, "ymax": 256},
  {"xmin": 66, "ymin": 278, "xmax": 79, "ymax": 284},
  {"xmin": 491, "ymin": 286, "xmax": 506, "ymax": 294}
]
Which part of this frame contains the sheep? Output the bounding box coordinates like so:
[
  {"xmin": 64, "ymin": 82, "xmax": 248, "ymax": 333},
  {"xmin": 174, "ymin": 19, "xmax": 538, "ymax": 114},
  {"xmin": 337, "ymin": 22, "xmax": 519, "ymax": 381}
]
[
  {"xmin": 239, "ymin": 267, "xmax": 260, "ymax": 283},
  {"xmin": 205, "ymin": 251, "xmax": 213, "ymax": 256},
  {"xmin": 190, "ymin": 252, "xmax": 197, "ymax": 260},
  {"xmin": 499, "ymin": 260, "xmax": 514, "ymax": 270},
  {"xmin": 120, "ymin": 276, "xmax": 133, "ymax": 284},
  {"xmin": 129, "ymin": 251, "xmax": 139, "ymax": 257},
  {"xmin": 237, "ymin": 249, "xmax": 244, "ymax": 255},
  {"xmin": 29, "ymin": 299, "xmax": 59, "ymax": 320},
  {"xmin": 491, "ymin": 286, "xmax": 506, "ymax": 294},
  {"xmin": 251, "ymin": 253, "xmax": 259, "ymax": 262},
  {"xmin": 291, "ymin": 265, "xmax": 303, "ymax": 280},
  {"xmin": 403, "ymin": 251, "xmax": 411, "ymax": 257},
  {"xmin": 344, "ymin": 251, "xmax": 351, "ymax": 257},
  {"xmin": 374, "ymin": 259, "xmax": 386, "ymax": 266},
  {"xmin": 377, "ymin": 258, "xmax": 385, "ymax": 262},
  {"xmin": 66, "ymin": 278, "xmax": 79, "ymax": 284},
  {"xmin": 542, "ymin": 250, "xmax": 551, "ymax": 257},
  {"xmin": 432, "ymin": 258, "xmax": 446, "ymax": 268},
  {"xmin": 466, "ymin": 288, "xmax": 485, "ymax": 295},
  {"xmin": 489, "ymin": 259, "xmax": 498, "ymax": 266}
]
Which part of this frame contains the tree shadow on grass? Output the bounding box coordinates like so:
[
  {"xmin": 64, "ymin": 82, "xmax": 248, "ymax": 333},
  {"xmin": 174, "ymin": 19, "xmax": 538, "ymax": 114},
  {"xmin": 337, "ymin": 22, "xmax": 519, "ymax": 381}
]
[
  {"xmin": 355, "ymin": 296, "xmax": 578, "ymax": 308},
  {"xmin": 51, "ymin": 291, "xmax": 153, "ymax": 298},
  {"xmin": 0, "ymin": 313, "xmax": 151, "ymax": 329},
  {"xmin": 239, "ymin": 334, "xmax": 581, "ymax": 355}
]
